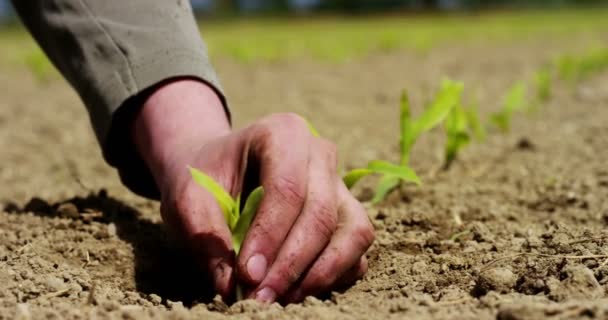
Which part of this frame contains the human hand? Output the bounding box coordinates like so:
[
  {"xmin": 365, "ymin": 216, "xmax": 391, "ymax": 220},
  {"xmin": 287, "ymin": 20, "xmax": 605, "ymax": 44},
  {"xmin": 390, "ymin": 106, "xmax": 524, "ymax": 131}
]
[{"xmin": 131, "ymin": 79, "xmax": 374, "ymax": 303}]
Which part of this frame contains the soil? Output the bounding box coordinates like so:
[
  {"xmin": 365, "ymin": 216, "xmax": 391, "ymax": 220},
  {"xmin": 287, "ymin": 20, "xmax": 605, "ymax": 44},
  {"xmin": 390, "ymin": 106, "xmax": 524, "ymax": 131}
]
[{"xmin": 1, "ymin": 34, "xmax": 608, "ymax": 319}]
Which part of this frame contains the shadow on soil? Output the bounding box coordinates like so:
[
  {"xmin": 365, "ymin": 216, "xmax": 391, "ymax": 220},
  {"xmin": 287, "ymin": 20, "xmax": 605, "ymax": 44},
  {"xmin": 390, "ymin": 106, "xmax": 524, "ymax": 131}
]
[{"xmin": 3, "ymin": 190, "xmax": 215, "ymax": 306}]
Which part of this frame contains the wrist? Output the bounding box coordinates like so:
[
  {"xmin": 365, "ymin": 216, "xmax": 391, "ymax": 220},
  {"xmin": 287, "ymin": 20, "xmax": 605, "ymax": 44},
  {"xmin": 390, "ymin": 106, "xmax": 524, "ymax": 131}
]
[{"xmin": 131, "ymin": 78, "xmax": 231, "ymax": 189}]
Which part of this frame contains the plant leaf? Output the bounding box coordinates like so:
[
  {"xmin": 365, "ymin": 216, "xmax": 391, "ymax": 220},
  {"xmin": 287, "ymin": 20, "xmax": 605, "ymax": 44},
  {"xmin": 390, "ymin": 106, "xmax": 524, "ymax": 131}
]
[
  {"xmin": 343, "ymin": 168, "xmax": 374, "ymax": 189},
  {"xmin": 371, "ymin": 175, "xmax": 401, "ymax": 204},
  {"xmin": 399, "ymin": 90, "xmax": 413, "ymax": 165},
  {"xmin": 490, "ymin": 112, "xmax": 509, "ymax": 133},
  {"xmin": 367, "ymin": 160, "xmax": 421, "ymax": 185},
  {"xmin": 444, "ymin": 104, "xmax": 470, "ymax": 167},
  {"xmin": 534, "ymin": 67, "xmax": 552, "ymax": 103},
  {"xmin": 401, "ymin": 79, "xmax": 463, "ymax": 165},
  {"xmin": 504, "ymin": 81, "xmax": 526, "ymax": 114},
  {"xmin": 188, "ymin": 166, "xmax": 237, "ymax": 227},
  {"xmin": 232, "ymin": 186, "xmax": 264, "ymax": 254},
  {"xmin": 412, "ymin": 79, "xmax": 463, "ymax": 136},
  {"xmin": 465, "ymin": 102, "xmax": 485, "ymax": 141}
]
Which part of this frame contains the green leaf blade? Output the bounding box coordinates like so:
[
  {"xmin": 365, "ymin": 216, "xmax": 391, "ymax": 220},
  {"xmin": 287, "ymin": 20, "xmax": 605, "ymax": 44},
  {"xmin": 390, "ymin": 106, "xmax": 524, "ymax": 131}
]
[
  {"xmin": 400, "ymin": 90, "xmax": 413, "ymax": 165},
  {"xmin": 412, "ymin": 79, "xmax": 464, "ymax": 135},
  {"xmin": 343, "ymin": 168, "xmax": 374, "ymax": 189},
  {"xmin": 188, "ymin": 166, "xmax": 237, "ymax": 228},
  {"xmin": 465, "ymin": 102, "xmax": 485, "ymax": 141},
  {"xmin": 444, "ymin": 104, "xmax": 471, "ymax": 167},
  {"xmin": 371, "ymin": 175, "xmax": 401, "ymax": 204},
  {"xmin": 232, "ymin": 187, "xmax": 265, "ymax": 254},
  {"xmin": 504, "ymin": 81, "xmax": 527, "ymax": 114},
  {"xmin": 367, "ymin": 160, "xmax": 421, "ymax": 186}
]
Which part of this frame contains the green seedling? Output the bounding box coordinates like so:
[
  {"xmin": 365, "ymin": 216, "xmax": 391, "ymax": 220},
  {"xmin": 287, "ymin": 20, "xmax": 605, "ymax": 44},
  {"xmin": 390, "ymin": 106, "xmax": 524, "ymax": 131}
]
[
  {"xmin": 555, "ymin": 48, "xmax": 608, "ymax": 84},
  {"xmin": 342, "ymin": 160, "xmax": 421, "ymax": 190},
  {"xmin": 189, "ymin": 166, "xmax": 263, "ymax": 300},
  {"xmin": 346, "ymin": 79, "xmax": 463, "ymax": 203},
  {"xmin": 400, "ymin": 79, "xmax": 465, "ymax": 166},
  {"xmin": 444, "ymin": 104, "xmax": 471, "ymax": 169},
  {"xmin": 464, "ymin": 100, "xmax": 485, "ymax": 141},
  {"xmin": 534, "ymin": 67, "xmax": 552, "ymax": 103},
  {"xmin": 490, "ymin": 81, "xmax": 527, "ymax": 133},
  {"xmin": 188, "ymin": 167, "xmax": 263, "ymax": 255}
]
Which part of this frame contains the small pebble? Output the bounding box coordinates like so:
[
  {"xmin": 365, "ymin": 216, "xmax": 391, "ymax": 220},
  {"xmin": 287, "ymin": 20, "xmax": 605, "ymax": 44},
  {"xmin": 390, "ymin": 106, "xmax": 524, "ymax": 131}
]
[
  {"xmin": 149, "ymin": 293, "xmax": 162, "ymax": 305},
  {"xmin": 56, "ymin": 203, "xmax": 79, "ymax": 219}
]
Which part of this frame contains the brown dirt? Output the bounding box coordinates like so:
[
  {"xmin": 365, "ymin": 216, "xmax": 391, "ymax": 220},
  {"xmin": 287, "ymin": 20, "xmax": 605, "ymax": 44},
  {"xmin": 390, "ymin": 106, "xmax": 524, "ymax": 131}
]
[{"xmin": 1, "ymin": 35, "xmax": 608, "ymax": 319}]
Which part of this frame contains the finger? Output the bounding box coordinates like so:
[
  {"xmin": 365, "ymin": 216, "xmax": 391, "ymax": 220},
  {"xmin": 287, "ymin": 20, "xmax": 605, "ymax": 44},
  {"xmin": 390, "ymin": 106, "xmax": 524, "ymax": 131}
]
[
  {"xmin": 237, "ymin": 113, "xmax": 311, "ymax": 286},
  {"xmin": 280, "ymin": 184, "xmax": 374, "ymax": 303},
  {"xmin": 162, "ymin": 172, "xmax": 236, "ymax": 299},
  {"xmin": 283, "ymin": 256, "xmax": 367, "ymax": 304},
  {"xmin": 333, "ymin": 256, "xmax": 368, "ymax": 289},
  {"xmin": 251, "ymin": 138, "xmax": 339, "ymax": 303}
]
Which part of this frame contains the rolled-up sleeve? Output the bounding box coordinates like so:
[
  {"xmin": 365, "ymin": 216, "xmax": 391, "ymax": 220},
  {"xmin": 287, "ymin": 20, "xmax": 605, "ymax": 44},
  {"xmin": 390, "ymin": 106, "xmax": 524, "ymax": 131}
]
[{"xmin": 11, "ymin": 0, "xmax": 227, "ymax": 198}]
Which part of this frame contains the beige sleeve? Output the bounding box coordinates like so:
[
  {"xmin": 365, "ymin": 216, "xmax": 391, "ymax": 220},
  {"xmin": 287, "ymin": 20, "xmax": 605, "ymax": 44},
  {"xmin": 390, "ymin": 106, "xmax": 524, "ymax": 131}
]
[{"xmin": 12, "ymin": 0, "xmax": 228, "ymax": 198}]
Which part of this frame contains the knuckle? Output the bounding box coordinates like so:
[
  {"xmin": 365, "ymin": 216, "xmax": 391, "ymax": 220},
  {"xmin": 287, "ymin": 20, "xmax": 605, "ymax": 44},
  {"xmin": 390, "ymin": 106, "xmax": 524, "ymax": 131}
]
[
  {"xmin": 318, "ymin": 138, "xmax": 337, "ymax": 155},
  {"xmin": 270, "ymin": 175, "xmax": 306, "ymax": 208},
  {"xmin": 250, "ymin": 121, "xmax": 274, "ymax": 145},
  {"xmin": 283, "ymin": 262, "xmax": 302, "ymax": 285},
  {"xmin": 273, "ymin": 112, "xmax": 307, "ymax": 129},
  {"xmin": 307, "ymin": 202, "xmax": 337, "ymax": 243},
  {"xmin": 267, "ymin": 260, "xmax": 302, "ymax": 291},
  {"xmin": 316, "ymin": 138, "xmax": 338, "ymax": 168},
  {"xmin": 262, "ymin": 113, "xmax": 309, "ymax": 136},
  {"xmin": 249, "ymin": 220, "xmax": 282, "ymax": 244},
  {"xmin": 303, "ymin": 253, "xmax": 339, "ymax": 290},
  {"xmin": 351, "ymin": 220, "xmax": 375, "ymax": 251}
]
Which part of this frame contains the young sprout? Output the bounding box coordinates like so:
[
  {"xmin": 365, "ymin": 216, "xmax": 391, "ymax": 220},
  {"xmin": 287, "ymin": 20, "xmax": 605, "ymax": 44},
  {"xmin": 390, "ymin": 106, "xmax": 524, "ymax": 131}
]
[
  {"xmin": 555, "ymin": 48, "xmax": 608, "ymax": 85},
  {"xmin": 534, "ymin": 67, "xmax": 552, "ymax": 103},
  {"xmin": 189, "ymin": 166, "xmax": 263, "ymax": 300},
  {"xmin": 464, "ymin": 100, "xmax": 485, "ymax": 141},
  {"xmin": 346, "ymin": 79, "xmax": 464, "ymax": 203},
  {"xmin": 555, "ymin": 55, "xmax": 577, "ymax": 83},
  {"xmin": 188, "ymin": 167, "xmax": 263, "ymax": 255},
  {"xmin": 490, "ymin": 81, "xmax": 527, "ymax": 133},
  {"xmin": 444, "ymin": 104, "xmax": 471, "ymax": 169},
  {"xmin": 400, "ymin": 79, "xmax": 465, "ymax": 166}
]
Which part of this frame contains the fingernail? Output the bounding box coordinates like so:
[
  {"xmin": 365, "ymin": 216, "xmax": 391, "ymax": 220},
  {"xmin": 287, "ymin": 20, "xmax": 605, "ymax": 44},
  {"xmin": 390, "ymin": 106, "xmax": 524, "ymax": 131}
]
[
  {"xmin": 246, "ymin": 254, "xmax": 267, "ymax": 283},
  {"xmin": 255, "ymin": 287, "xmax": 276, "ymax": 303}
]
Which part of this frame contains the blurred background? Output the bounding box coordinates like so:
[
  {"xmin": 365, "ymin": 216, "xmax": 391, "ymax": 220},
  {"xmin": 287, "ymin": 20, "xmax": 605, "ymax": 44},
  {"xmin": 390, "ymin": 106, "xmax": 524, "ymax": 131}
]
[{"xmin": 0, "ymin": 0, "xmax": 607, "ymax": 20}]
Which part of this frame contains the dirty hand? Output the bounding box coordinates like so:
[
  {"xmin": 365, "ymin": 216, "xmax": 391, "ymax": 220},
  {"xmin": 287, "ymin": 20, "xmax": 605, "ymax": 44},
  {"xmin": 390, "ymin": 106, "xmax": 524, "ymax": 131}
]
[{"xmin": 131, "ymin": 79, "xmax": 374, "ymax": 303}]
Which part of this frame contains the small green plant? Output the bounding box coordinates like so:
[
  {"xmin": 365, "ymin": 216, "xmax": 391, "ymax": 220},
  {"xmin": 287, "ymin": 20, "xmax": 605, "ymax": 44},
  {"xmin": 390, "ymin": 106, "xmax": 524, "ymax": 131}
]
[
  {"xmin": 188, "ymin": 166, "xmax": 263, "ymax": 300},
  {"xmin": 534, "ymin": 67, "xmax": 552, "ymax": 103},
  {"xmin": 490, "ymin": 81, "xmax": 527, "ymax": 133},
  {"xmin": 443, "ymin": 104, "xmax": 471, "ymax": 169},
  {"xmin": 464, "ymin": 100, "xmax": 485, "ymax": 141},
  {"xmin": 555, "ymin": 48, "xmax": 608, "ymax": 84},
  {"xmin": 346, "ymin": 79, "xmax": 464, "ymax": 203},
  {"xmin": 188, "ymin": 167, "xmax": 263, "ymax": 256}
]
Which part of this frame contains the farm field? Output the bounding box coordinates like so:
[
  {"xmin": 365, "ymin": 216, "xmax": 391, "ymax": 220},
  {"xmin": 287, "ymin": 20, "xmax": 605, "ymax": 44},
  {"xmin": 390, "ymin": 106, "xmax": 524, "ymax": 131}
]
[{"xmin": 1, "ymin": 9, "xmax": 608, "ymax": 320}]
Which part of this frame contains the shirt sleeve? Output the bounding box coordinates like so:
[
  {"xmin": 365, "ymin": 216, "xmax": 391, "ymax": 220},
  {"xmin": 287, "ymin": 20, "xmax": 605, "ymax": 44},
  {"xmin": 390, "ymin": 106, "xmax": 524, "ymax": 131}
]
[{"xmin": 11, "ymin": 0, "xmax": 228, "ymax": 199}]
